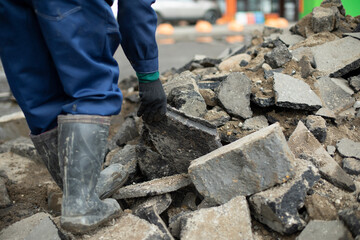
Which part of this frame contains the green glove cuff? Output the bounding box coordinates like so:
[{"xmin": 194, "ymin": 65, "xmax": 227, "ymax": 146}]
[{"xmin": 137, "ymin": 72, "xmax": 160, "ymax": 83}]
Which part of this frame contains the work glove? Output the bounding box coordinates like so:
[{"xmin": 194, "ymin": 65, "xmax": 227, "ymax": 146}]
[{"xmin": 137, "ymin": 79, "xmax": 167, "ymax": 123}]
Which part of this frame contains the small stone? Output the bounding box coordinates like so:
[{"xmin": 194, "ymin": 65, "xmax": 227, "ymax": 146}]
[
  {"xmin": 264, "ymin": 41, "xmax": 292, "ymax": 68},
  {"xmin": 305, "ymin": 115, "xmax": 327, "ymax": 143},
  {"xmin": 242, "ymin": 115, "xmax": 269, "ymax": 131},
  {"xmin": 0, "ymin": 178, "xmax": 11, "ymax": 208},
  {"xmin": 47, "ymin": 190, "xmax": 62, "ymax": 216},
  {"xmin": 299, "ymin": 55, "xmax": 316, "ymax": 78},
  {"xmin": 219, "ymin": 54, "xmax": 252, "ymax": 72},
  {"xmin": 274, "ymin": 73, "xmax": 322, "ymax": 111},
  {"xmin": 349, "ymin": 76, "xmax": 360, "ymax": 91},
  {"xmin": 113, "ymin": 174, "xmax": 192, "ymax": 199},
  {"xmin": 189, "ymin": 123, "xmax": 296, "ymax": 204},
  {"xmin": 288, "ymin": 121, "xmax": 355, "ymax": 192},
  {"xmin": 296, "ymin": 220, "xmax": 353, "ymax": 240},
  {"xmin": 180, "ymin": 196, "xmax": 254, "ymax": 240},
  {"xmin": 312, "ymin": 7, "xmax": 338, "ymax": 33},
  {"xmin": 199, "ymin": 89, "xmax": 217, "ymax": 107},
  {"xmin": 263, "ymin": 26, "xmax": 283, "ymax": 37},
  {"xmin": 342, "ymin": 158, "xmax": 360, "ymax": 175},
  {"xmin": 203, "ymin": 106, "xmax": 231, "ymax": 127},
  {"xmin": 217, "ymin": 44, "xmax": 247, "ymax": 60},
  {"xmin": 240, "ymin": 60, "xmax": 248, "ymax": 67},
  {"xmin": 337, "ymin": 138, "xmax": 360, "ymax": 160},
  {"xmin": 338, "ymin": 208, "xmax": 360, "ymax": 237},
  {"xmin": 217, "ymin": 72, "xmax": 253, "ymax": 119},
  {"xmin": 327, "ymin": 145, "xmax": 336, "ymax": 157},
  {"xmin": 305, "ymin": 193, "xmax": 337, "ymax": 221},
  {"xmin": 181, "ymin": 192, "xmax": 198, "ymax": 211}
]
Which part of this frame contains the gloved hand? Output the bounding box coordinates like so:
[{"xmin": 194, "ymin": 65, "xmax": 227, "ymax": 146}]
[{"xmin": 137, "ymin": 79, "xmax": 167, "ymax": 123}]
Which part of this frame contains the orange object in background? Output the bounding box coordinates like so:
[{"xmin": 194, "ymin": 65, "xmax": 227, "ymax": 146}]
[
  {"xmin": 226, "ymin": 35, "xmax": 244, "ymax": 43},
  {"xmin": 196, "ymin": 37, "xmax": 214, "ymax": 43},
  {"xmin": 228, "ymin": 21, "xmax": 244, "ymax": 32},
  {"xmin": 157, "ymin": 38, "xmax": 175, "ymax": 45},
  {"xmin": 217, "ymin": 0, "xmax": 237, "ymax": 24},
  {"xmin": 265, "ymin": 17, "xmax": 289, "ymax": 28},
  {"xmin": 195, "ymin": 20, "xmax": 213, "ymax": 33},
  {"xmin": 156, "ymin": 23, "xmax": 174, "ymax": 35},
  {"xmin": 264, "ymin": 13, "xmax": 280, "ymax": 20}
]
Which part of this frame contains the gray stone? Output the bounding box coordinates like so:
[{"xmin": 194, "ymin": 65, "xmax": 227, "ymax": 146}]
[
  {"xmin": 343, "ymin": 158, "xmax": 360, "ymax": 175},
  {"xmin": 279, "ymin": 33, "xmax": 305, "ymax": 47},
  {"xmin": 164, "ymin": 71, "xmax": 207, "ymax": 118},
  {"xmin": 197, "ymin": 81, "xmax": 221, "ymax": 90},
  {"xmin": 199, "ymin": 89, "xmax": 217, "ymax": 107},
  {"xmin": 180, "ymin": 196, "xmax": 254, "ymax": 240},
  {"xmin": 113, "ymin": 174, "xmax": 192, "ymax": 199},
  {"xmin": 299, "ymin": 55, "xmax": 316, "ymax": 78},
  {"xmin": 249, "ymin": 159, "xmax": 320, "ymax": 235},
  {"xmin": 305, "ymin": 115, "xmax": 327, "ymax": 143},
  {"xmin": 0, "ymin": 112, "xmax": 29, "ymax": 142},
  {"xmin": 339, "ymin": 208, "xmax": 360, "ymax": 237},
  {"xmin": 296, "ymin": 220, "xmax": 353, "ymax": 240},
  {"xmin": 251, "ymin": 94, "xmax": 275, "ymax": 108},
  {"xmin": 311, "ymin": 37, "xmax": 360, "ymax": 77},
  {"xmin": 203, "ymin": 106, "xmax": 231, "ymax": 127},
  {"xmin": 105, "ymin": 145, "xmax": 138, "ymax": 178},
  {"xmin": 312, "ymin": 7, "xmax": 338, "ymax": 33},
  {"xmin": 273, "ymin": 73, "xmax": 322, "ymax": 111},
  {"xmin": 133, "ymin": 194, "xmax": 172, "ymax": 216},
  {"xmin": 24, "ymin": 216, "xmax": 62, "ymax": 240},
  {"xmin": 343, "ymin": 32, "xmax": 360, "ymax": 41},
  {"xmin": 217, "ymin": 44, "xmax": 247, "ymax": 60},
  {"xmin": 137, "ymin": 145, "xmax": 175, "ymax": 180},
  {"xmin": 10, "ymin": 137, "xmax": 40, "ymax": 163},
  {"xmin": 0, "ymin": 213, "xmax": 62, "ymax": 240},
  {"xmin": 145, "ymin": 106, "xmax": 222, "ymax": 174},
  {"xmin": 168, "ymin": 210, "xmax": 193, "ymax": 238},
  {"xmin": 218, "ymin": 54, "xmax": 252, "ymax": 72},
  {"xmin": 316, "ymin": 108, "xmax": 336, "ymax": 119},
  {"xmin": 349, "ymin": 76, "xmax": 360, "ymax": 92},
  {"xmin": 201, "ymin": 72, "xmax": 228, "ymax": 82},
  {"xmin": 0, "ymin": 178, "xmax": 11, "ymax": 208},
  {"xmin": 315, "ymin": 77, "xmax": 355, "ymax": 114},
  {"xmin": 288, "ymin": 121, "xmax": 356, "ymax": 192},
  {"xmin": 242, "ymin": 115, "xmax": 269, "ymax": 131},
  {"xmin": 305, "ymin": 193, "xmax": 338, "ymax": 221},
  {"xmin": 107, "ymin": 116, "xmax": 140, "ymax": 151},
  {"xmin": 327, "ymin": 145, "xmax": 336, "ymax": 157},
  {"xmin": 217, "ymin": 72, "xmax": 253, "ymax": 119},
  {"xmin": 264, "ymin": 41, "xmax": 292, "ymax": 68},
  {"xmin": 355, "ymin": 101, "xmax": 360, "ymax": 110},
  {"xmin": 181, "ymin": 192, "xmax": 198, "ymax": 211},
  {"xmin": 189, "ymin": 123, "xmax": 296, "ymax": 204},
  {"xmin": 85, "ymin": 213, "xmax": 165, "ymax": 240},
  {"xmin": 47, "ymin": 191, "xmax": 62, "ymax": 216},
  {"xmin": 337, "ymin": 138, "xmax": 360, "ymax": 160},
  {"xmin": 263, "ymin": 26, "xmax": 283, "ymax": 37}
]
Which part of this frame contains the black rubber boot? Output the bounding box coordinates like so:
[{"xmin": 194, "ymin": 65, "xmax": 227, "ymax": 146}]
[
  {"xmin": 58, "ymin": 115, "xmax": 121, "ymax": 234},
  {"xmin": 31, "ymin": 129, "xmax": 128, "ymax": 198}
]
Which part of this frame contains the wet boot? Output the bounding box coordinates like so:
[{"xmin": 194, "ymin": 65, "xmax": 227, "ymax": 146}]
[
  {"xmin": 58, "ymin": 115, "xmax": 121, "ymax": 234},
  {"xmin": 31, "ymin": 129, "xmax": 128, "ymax": 199}
]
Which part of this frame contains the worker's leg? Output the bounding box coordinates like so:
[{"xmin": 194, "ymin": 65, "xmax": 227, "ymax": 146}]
[
  {"xmin": 0, "ymin": 0, "xmax": 68, "ymax": 135},
  {"xmin": 33, "ymin": 0, "xmax": 123, "ymax": 116}
]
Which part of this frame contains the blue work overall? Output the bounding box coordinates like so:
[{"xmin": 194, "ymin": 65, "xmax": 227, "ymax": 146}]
[{"xmin": 0, "ymin": 0, "xmax": 158, "ymax": 135}]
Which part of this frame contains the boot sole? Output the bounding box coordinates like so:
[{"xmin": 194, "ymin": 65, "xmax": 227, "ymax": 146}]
[{"xmin": 61, "ymin": 208, "xmax": 121, "ymax": 234}]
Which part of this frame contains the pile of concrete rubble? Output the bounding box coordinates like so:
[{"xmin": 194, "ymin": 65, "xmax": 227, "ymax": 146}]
[{"xmin": 1, "ymin": 0, "xmax": 360, "ymax": 239}]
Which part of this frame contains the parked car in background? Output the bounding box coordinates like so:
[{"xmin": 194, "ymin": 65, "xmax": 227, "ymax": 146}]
[{"xmin": 152, "ymin": 0, "xmax": 221, "ymax": 24}]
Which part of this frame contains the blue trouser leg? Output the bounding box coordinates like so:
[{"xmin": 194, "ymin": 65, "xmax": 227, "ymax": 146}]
[{"xmin": 0, "ymin": 0, "xmax": 123, "ymax": 135}]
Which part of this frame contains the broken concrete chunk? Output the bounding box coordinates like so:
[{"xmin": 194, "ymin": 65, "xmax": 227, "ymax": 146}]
[
  {"xmin": 249, "ymin": 159, "xmax": 320, "ymax": 235},
  {"xmin": 0, "ymin": 213, "xmax": 62, "ymax": 240},
  {"xmin": 349, "ymin": 75, "xmax": 360, "ymax": 92},
  {"xmin": 85, "ymin": 213, "xmax": 166, "ymax": 240},
  {"xmin": 0, "ymin": 178, "xmax": 11, "ymax": 208},
  {"xmin": 305, "ymin": 115, "xmax": 327, "ymax": 143},
  {"xmin": 296, "ymin": 220, "xmax": 353, "ymax": 240},
  {"xmin": 113, "ymin": 174, "xmax": 192, "ymax": 199},
  {"xmin": 137, "ymin": 145, "xmax": 175, "ymax": 180},
  {"xmin": 342, "ymin": 158, "xmax": 360, "ymax": 175},
  {"xmin": 264, "ymin": 41, "xmax": 292, "ymax": 68},
  {"xmin": 312, "ymin": 7, "xmax": 338, "ymax": 33},
  {"xmin": 242, "ymin": 115, "xmax": 269, "ymax": 131},
  {"xmin": 169, "ymin": 87, "xmax": 207, "ymax": 118},
  {"xmin": 338, "ymin": 208, "xmax": 360, "ymax": 238},
  {"xmin": 189, "ymin": 123, "xmax": 296, "ymax": 204},
  {"xmin": 311, "ymin": 37, "xmax": 360, "ymax": 77},
  {"xmin": 288, "ymin": 121, "xmax": 356, "ymax": 192},
  {"xmin": 279, "ymin": 33, "xmax": 305, "ymax": 47},
  {"xmin": 217, "ymin": 72, "xmax": 253, "ymax": 119},
  {"xmin": 343, "ymin": 32, "xmax": 360, "ymax": 41},
  {"xmin": 315, "ymin": 77, "xmax": 355, "ymax": 114},
  {"xmin": 218, "ymin": 54, "xmax": 252, "ymax": 72},
  {"xmin": 217, "ymin": 44, "xmax": 247, "ymax": 60},
  {"xmin": 9, "ymin": 137, "xmax": 40, "ymax": 163},
  {"xmin": 105, "ymin": 145, "xmax": 138, "ymax": 178},
  {"xmin": 199, "ymin": 89, "xmax": 217, "ymax": 107},
  {"xmin": 299, "ymin": 55, "xmax": 316, "ymax": 78},
  {"xmin": 327, "ymin": 145, "xmax": 336, "ymax": 157},
  {"xmin": 203, "ymin": 106, "xmax": 231, "ymax": 127},
  {"xmin": 263, "ymin": 26, "xmax": 283, "ymax": 37},
  {"xmin": 133, "ymin": 194, "xmax": 172, "ymax": 216},
  {"xmin": 168, "ymin": 210, "xmax": 193, "ymax": 238},
  {"xmin": 336, "ymin": 138, "xmax": 360, "ymax": 160},
  {"xmin": 145, "ymin": 106, "xmax": 222, "ymax": 173},
  {"xmin": 305, "ymin": 193, "xmax": 337, "ymax": 221},
  {"xmin": 107, "ymin": 116, "xmax": 140, "ymax": 151},
  {"xmin": 273, "ymin": 73, "xmax": 322, "ymax": 111},
  {"xmin": 316, "ymin": 108, "xmax": 336, "ymax": 119},
  {"xmin": 180, "ymin": 196, "xmax": 254, "ymax": 240}
]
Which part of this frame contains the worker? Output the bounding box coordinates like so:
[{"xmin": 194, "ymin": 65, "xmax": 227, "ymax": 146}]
[{"xmin": 0, "ymin": 0, "xmax": 166, "ymax": 233}]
